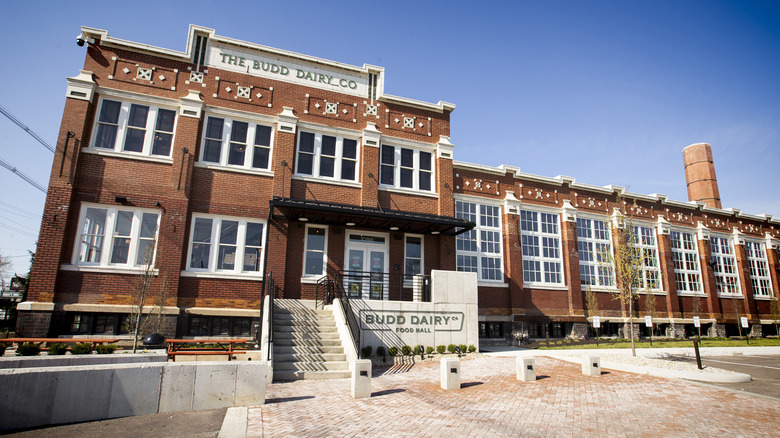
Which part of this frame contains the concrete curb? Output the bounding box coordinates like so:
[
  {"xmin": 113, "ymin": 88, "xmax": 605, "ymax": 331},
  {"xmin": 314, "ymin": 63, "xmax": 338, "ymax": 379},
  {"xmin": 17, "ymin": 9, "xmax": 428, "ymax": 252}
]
[
  {"xmin": 554, "ymin": 355, "xmax": 753, "ymax": 383},
  {"xmin": 219, "ymin": 407, "xmax": 248, "ymax": 438}
]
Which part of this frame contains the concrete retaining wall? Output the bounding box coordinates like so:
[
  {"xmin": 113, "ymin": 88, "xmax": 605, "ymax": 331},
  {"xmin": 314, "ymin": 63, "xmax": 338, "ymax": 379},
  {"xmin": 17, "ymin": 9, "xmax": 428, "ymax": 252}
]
[
  {"xmin": 0, "ymin": 361, "xmax": 266, "ymax": 431},
  {"xmin": 0, "ymin": 352, "xmax": 168, "ymax": 369}
]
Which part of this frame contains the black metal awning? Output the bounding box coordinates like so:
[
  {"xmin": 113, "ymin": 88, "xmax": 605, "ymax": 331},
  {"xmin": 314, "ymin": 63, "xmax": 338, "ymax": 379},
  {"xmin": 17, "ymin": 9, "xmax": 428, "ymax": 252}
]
[{"xmin": 269, "ymin": 197, "xmax": 475, "ymax": 236}]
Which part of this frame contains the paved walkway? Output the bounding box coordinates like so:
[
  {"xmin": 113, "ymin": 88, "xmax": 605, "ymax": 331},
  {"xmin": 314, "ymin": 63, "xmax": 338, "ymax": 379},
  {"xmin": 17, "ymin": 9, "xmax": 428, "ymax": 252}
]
[{"xmin": 247, "ymin": 356, "xmax": 780, "ymax": 437}]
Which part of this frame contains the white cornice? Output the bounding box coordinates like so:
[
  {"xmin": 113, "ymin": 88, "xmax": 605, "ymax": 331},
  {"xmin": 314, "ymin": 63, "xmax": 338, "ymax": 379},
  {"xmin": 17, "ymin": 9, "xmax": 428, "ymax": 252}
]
[
  {"xmin": 378, "ymin": 94, "xmax": 455, "ymax": 113},
  {"xmin": 453, "ymin": 161, "xmax": 507, "ymax": 176}
]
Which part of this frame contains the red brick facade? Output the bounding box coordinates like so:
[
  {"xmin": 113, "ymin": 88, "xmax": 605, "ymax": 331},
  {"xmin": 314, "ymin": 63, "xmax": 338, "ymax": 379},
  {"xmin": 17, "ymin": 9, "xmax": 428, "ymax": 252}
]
[{"xmin": 17, "ymin": 26, "xmax": 780, "ymax": 342}]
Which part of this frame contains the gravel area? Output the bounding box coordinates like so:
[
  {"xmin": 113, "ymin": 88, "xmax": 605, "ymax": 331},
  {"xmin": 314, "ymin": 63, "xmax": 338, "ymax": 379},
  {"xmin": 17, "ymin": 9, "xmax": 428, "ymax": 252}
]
[{"xmin": 585, "ymin": 352, "xmax": 735, "ymax": 374}]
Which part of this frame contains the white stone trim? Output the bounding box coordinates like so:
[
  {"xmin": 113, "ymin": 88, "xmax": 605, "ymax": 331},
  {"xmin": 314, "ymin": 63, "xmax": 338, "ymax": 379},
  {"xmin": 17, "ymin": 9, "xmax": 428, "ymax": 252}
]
[
  {"xmin": 80, "ymin": 148, "xmax": 174, "ymax": 165},
  {"xmin": 361, "ymin": 122, "xmax": 381, "ymax": 148},
  {"xmin": 60, "ymin": 303, "xmax": 180, "ymax": 315},
  {"xmin": 179, "ymin": 90, "xmax": 204, "ymax": 119},
  {"xmin": 276, "ymin": 107, "xmax": 298, "ymax": 134},
  {"xmin": 16, "ymin": 302, "xmax": 56, "ymax": 311},
  {"xmin": 66, "ymin": 70, "xmax": 97, "ymax": 102},
  {"xmin": 183, "ymin": 307, "xmax": 260, "ymax": 317}
]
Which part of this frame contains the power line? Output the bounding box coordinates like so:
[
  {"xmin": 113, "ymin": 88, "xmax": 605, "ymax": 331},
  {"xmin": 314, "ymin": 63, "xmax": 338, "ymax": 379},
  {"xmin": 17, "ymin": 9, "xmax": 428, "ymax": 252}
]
[
  {"xmin": 0, "ymin": 105, "xmax": 55, "ymax": 153},
  {"xmin": 0, "ymin": 157, "xmax": 46, "ymax": 193}
]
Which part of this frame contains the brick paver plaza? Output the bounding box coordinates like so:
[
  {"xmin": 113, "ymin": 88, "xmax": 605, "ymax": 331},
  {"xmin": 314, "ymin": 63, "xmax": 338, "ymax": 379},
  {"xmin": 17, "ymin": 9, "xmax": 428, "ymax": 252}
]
[{"xmin": 248, "ymin": 356, "xmax": 780, "ymax": 437}]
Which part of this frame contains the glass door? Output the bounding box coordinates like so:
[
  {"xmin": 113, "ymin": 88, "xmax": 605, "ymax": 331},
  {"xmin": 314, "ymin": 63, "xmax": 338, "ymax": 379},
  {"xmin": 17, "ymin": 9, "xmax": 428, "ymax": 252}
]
[{"xmin": 344, "ymin": 233, "xmax": 388, "ymax": 300}]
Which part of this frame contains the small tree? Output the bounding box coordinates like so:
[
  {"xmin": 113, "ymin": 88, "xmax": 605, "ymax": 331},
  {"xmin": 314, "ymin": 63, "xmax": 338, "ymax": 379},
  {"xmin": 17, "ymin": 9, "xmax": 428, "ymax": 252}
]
[
  {"xmin": 125, "ymin": 241, "xmax": 167, "ymax": 353},
  {"xmin": 770, "ymin": 296, "xmax": 780, "ymax": 338},
  {"xmin": 692, "ymin": 294, "xmax": 704, "ymax": 339},
  {"xmin": 602, "ymin": 204, "xmax": 646, "ymax": 357},
  {"xmin": 585, "ymin": 286, "xmax": 600, "ymax": 343}
]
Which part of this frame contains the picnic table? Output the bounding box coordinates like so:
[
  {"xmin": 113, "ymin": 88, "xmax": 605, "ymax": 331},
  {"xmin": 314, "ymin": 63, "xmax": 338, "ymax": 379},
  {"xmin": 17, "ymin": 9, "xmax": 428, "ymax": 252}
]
[
  {"xmin": 166, "ymin": 338, "xmax": 248, "ymax": 361},
  {"xmin": 0, "ymin": 338, "xmax": 120, "ymax": 350}
]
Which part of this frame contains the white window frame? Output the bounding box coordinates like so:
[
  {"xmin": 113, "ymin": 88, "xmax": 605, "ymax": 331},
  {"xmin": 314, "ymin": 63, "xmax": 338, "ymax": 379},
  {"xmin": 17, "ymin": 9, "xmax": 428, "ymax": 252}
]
[
  {"xmin": 456, "ymin": 200, "xmax": 504, "ymax": 283},
  {"xmin": 294, "ymin": 130, "xmax": 359, "ymax": 182},
  {"xmin": 404, "ymin": 234, "xmax": 424, "ymax": 285},
  {"xmin": 629, "ymin": 224, "xmax": 662, "ymax": 292},
  {"xmin": 199, "ymin": 114, "xmax": 274, "ymax": 172},
  {"xmin": 520, "ymin": 208, "xmax": 564, "ymax": 287},
  {"xmin": 185, "ymin": 214, "xmax": 266, "ymax": 278},
  {"xmin": 670, "ymin": 229, "xmax": 704, "ymax": 295},
  {"xmin": 90, "ymin": 97, "xmax": 178, "ymax": 158},
  {"xmin": 576, "ymin": 216, "xmax": 615, "ymax": 289},
  {"xmin": 710, "ymin": 235, "xmax": 741, "ymax": 296},
  {"xmin": 70, "ymin": 203, "xmax": 161, "ymax": 270},
  {"xmin": 745, "ymin": 239, "xmax": 773, "ymax": 298},
  {"xmin": 379, "ymin": 144, "xmax": 434, "ymax": 193},
  {"xmin": 302, "ymin": 225, "xmax": 329, "ymax": 279}
]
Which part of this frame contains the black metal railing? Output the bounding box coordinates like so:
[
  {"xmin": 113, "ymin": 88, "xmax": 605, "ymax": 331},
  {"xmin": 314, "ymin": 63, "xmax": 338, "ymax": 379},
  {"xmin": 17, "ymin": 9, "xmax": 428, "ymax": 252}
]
[
  {"xmin": 332, "ymin": 273, "xmax": 361, "ymax": 355},
  {"xmin": 265, "ymin": 273, "xmax": 274, "ymax": 361},
  {"xmin": 315, "ymin": 276, "xmax": 335, "ymax": 310},
  {"xmin": 337, "ymin": 270, "xmax": 431, "ymax": 302}
]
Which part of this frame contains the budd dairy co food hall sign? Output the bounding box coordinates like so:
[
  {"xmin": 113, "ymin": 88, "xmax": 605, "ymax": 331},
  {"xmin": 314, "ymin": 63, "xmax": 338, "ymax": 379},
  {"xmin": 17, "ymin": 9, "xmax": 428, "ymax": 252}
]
[{"xmin": 360, "ymin": 310, "xmax": 464, "ymax": 334}]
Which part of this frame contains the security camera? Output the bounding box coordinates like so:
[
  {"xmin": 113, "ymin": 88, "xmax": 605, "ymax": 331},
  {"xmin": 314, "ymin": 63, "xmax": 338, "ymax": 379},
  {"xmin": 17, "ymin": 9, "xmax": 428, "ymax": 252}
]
[{"xmin": 76, "ymin": 33, "xmax": 87, "ymax": 47}]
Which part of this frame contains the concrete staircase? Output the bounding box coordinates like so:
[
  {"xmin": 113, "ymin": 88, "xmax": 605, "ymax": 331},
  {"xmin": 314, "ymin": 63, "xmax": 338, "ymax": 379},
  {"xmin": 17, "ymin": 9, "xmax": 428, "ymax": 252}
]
[{"xmin": 272, "ymin": 299, "xmax": 350, "ymax": 380}]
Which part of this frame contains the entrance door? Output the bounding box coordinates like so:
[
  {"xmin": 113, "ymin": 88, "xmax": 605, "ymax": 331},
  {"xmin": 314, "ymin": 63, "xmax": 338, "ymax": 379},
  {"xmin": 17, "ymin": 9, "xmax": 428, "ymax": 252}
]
[{"xmin": 344, "ymin": 232, "xmax": 388, "ymax": 300}]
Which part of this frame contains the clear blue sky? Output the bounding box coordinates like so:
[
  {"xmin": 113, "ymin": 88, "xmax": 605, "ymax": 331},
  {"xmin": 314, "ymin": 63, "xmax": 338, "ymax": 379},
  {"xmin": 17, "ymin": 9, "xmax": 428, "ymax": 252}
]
[{"xmin": 1, "ymin": 1, "xmax": 779, "ymax": 283}]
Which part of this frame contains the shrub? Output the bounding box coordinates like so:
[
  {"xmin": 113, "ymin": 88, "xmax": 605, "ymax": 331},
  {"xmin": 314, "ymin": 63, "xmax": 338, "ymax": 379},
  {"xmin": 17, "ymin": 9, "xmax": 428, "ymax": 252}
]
[
  {"xmin": 436, "ymin": 345, "xmax": 446, "ymax": 354},
  {"xmin": 425, "ymin": 346, "xmax": 434, "ymax": 355},
  {"xmin": 468, "ymin": 344, "xmax": 477, "ymax": 353},
  {"xmin": 16, "ymin": 342, "xmax": 40, "ymax": 356},
  {"xmin": 96, "ymin": 344, "xmax": 117, "ymax": 355},
  {"xmin": 47, "ymin": 343, "xmax": 68, "ymax": 355},
  {"xmin": 388, "ymin": 346, "xmax": 398, "ymax": 356},
  {"xmin": 0, "ymin": 345, "xmax": 6, "ymax": 356},
  {"xmin": 401, "ymin": 345, "xmax": 412, "ymax": 356},
  {"xmin": 376, "ymin": 346, "xmax": 386, "ymax": 358},
  {"xmin": 413, "ymin": 345, "xmax": 422, "ymax": 355},
  {"xmin": 447, "ymin": 344, "xmax": 457, "ymax": 354},
  {"xmin": 71, "ymin": 343, "xmax": 93, "ymax": 355},
  {"xmin": 361, "ymin": 346, "xmax": 373, "ymax": 359},
  {"xmin": 458, "ymin": 344, "xmax": 467, "ymax": 354}
]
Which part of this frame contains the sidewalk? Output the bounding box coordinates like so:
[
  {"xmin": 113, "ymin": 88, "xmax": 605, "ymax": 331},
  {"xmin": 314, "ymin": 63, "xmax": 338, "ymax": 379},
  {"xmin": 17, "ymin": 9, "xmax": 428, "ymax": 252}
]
[{"xmin": 241, "ymin": 354, "xmax": 780, "ymax": 437}]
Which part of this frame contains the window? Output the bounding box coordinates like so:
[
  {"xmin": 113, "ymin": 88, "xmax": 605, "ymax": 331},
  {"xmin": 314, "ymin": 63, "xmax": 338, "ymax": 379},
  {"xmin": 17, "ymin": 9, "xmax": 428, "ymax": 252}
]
[
  {"xmin": 521, "ymin": 210, "xmax": 563, "ymax": 286},
  {"xmin": 187, "ymin": 315, "xmax": 256, "ymax": 337},
  {"xmin": 201, "ymin": 116, "xmax": 273, "ymax": 170},
  {"xmin": 303, "ymin": 226, "xmax": 328, "ymax": 277},
  {"xmin": 710, "ymin": 236, "xmax": 740, "ymax": 295},
  {"xmin": 670, "ymin": 230, "xmax": 703, "ymax": 294},
  {"xmin": 631, "ymin": 225, "xmax": 661, "ymax": 290},
  {"xmin": 576, "ymin": 218, "xmax": 614, "ymax": 288},
  {"xmin": 456, "ymin": 201, "xmax": 502, "ymax": 281},
  {"xmin": 74, "ymin": 204, "xmax": 160, "ymax": 268},
  {"xmin": 92, "ymin": 98, "xmax": 177, "ymax": 157},
  {"xmin": 187, "ymin": 215, "xmax": 265, "ymax": 276},
  {"xmin": 295, "ymin": 131, "xmax": 358, "ymax": 181},
  {"xmin": 745, "ymin": 240, "xmax": 772, "ymax": 297},
  {"xmin": 404, "ymin": 235, "xmax": 423, "ymax": 283},
  {"xmin": 380, "ymin": 145, "xmax": 433, "ymax": 191}
]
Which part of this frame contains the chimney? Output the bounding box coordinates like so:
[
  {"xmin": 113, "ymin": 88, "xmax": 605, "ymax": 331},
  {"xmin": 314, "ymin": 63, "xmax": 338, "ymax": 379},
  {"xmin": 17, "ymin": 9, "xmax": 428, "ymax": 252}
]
[{"xmin": 683, "ymin": 143, "xmax": 721, "ymax": 209}]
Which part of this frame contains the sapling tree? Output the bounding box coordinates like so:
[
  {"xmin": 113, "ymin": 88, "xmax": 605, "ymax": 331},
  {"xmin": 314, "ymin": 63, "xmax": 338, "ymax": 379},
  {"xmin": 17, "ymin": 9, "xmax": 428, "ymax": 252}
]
[
  {"xmin": 585, "ymin": 286, "xmax": 600, "ymax": 343},
  {"xmin": 770, "ymin": 296, "xmax": 780, "ymax": 338},
  {"xmin": 125, "ymin": 241, "xmax": 168, "ymax": 353}
]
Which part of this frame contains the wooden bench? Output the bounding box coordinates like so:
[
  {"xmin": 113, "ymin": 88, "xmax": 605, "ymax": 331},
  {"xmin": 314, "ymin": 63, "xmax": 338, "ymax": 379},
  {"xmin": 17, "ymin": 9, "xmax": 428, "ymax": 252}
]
[{"xmin": 166, "ymin": 339, "xmax": 248, "ymax": 362}]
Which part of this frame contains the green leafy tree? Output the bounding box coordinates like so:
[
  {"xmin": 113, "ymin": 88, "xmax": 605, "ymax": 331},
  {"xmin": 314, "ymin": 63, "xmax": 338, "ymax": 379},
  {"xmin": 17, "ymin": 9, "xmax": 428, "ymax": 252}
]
[{"xmin": 770, "ymin": 296, "xmax": 780, "ymax": 338}]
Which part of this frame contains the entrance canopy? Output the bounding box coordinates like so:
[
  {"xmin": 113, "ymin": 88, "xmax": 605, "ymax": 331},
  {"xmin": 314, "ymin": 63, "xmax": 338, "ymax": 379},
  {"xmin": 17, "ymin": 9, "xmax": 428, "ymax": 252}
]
[{"xmin": 269, "ymin": 197, "xmax": 475, "ymax": 236}]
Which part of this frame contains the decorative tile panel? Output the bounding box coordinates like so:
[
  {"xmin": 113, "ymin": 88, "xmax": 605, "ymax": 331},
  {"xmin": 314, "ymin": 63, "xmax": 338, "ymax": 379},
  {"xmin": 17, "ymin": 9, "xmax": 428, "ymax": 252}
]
[
  {"xmin": 305, "ymin": 96, "xmax": 357, "ymax": 122},
  {"xmin": 386, "ymin": 111, "xmax": 432, "ymax": 136},
  {"xmin": 213, "ymin": 78, "xmax": 273, "ymax": 107},
  {"xmin": 109, "ymin": 59, "xmax": 180, "ymax": 91}
]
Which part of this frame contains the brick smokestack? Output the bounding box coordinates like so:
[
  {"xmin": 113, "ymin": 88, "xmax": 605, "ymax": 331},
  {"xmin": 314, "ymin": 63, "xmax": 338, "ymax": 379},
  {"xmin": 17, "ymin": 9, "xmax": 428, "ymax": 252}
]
[{"xmin": 683, "ymin": 142, "xmax": 722, "ymax": 209}]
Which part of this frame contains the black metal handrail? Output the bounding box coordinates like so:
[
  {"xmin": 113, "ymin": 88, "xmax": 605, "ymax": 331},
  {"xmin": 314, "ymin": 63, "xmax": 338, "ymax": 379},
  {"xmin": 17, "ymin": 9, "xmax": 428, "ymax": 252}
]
[
  {"xmin": 266, "ymin": 273, "xmax": 274, "ymax": 362},
  {"xmin": 332, "ymin": 273, "xmax": 360, "ymax": 356},
  {"xmin": 338, "ymin": 270, "xmax": 431, "ymax": 302},
  {"xmin": 315, "ymin": 276, "xmax": 334, "ymax": 310}
]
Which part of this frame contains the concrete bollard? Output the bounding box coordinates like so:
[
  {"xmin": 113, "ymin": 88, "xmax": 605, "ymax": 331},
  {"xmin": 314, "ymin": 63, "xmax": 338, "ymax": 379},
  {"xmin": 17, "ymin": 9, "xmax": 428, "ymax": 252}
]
[
  {"xmin": 582, "ymin": 354, "xmax": 601, "ymax": 376},
  {"xmin": 351, "ymin": 359, "xmax": 372, "ymax": 399},
  {"xmin": 440, "ymin": 357, "xmax": 461, "ymax": 390},
  {"xmin": 516, "ymin": 357, "xmax": 536, "ymax": 382}
]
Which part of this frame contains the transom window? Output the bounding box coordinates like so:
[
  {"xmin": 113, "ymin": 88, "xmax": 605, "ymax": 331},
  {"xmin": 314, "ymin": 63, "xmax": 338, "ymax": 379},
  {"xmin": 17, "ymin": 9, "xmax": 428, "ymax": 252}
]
[
  {"xmin": 745, "ymin": 240, "xmax": 772, "ymax": 297},
  {"xmin": 380, "ymin": 145, "xmax": 433, "ymax": 192},
  {"xmin": 92, "ymin": 98, "xmax": 177, "ymax": 157},
  {"xmin": 201, "ymin": 116, "xmax": 273, "ymax": 170},
  {"xmin": 295, "ymin": 131, "xmax": 358, "ymax": 181},
  {"xmin": 670, "ymin": 230, "xmax": 703, "ymax": 294},
  {"xmin": 521, "ymin": 210, "xmax": 563, "ymax": 286},
  {"xmin": 74, "ymin": 204, "xmax": 160, "ymax": 268},
  {"xmin": 631, "ymin": 225, "xmax": 661, "ymax": 290},
  {"xmin": 710, "ymin": 236, "xmax": 740, "ymax": 295},
  {"xmin": 456, "ymin": 201, "xmax": 503, "ymax": 282},
  {"xmin": 187, "ymin": 215, "xmax": 265, "ymax": 276},
  {"xmin": 576, "ymin": 218, "xmax": 614, "ymax": 287}
]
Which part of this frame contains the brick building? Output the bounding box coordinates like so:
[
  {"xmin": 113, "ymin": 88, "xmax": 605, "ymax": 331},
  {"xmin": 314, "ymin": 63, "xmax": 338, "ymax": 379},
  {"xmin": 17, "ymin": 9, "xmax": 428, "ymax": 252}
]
[{"xmin": 16, "ymin": 25, "xmax": 780, "ymax": 343}]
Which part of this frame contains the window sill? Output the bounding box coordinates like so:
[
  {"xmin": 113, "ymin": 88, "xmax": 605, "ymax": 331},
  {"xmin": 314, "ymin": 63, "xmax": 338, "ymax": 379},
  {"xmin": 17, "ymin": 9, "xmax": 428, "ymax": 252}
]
[
  {"xmin": 82, "ymin": 148, "xmax": 174, "ymax": 164},
  {"xmin": 523, "ymin": 283, "xmax": 568, "ymax": 291},
  {"xmin": 194, "ymin": 162, "xmax": 274, "ymax": 177},
  {"xmin": 477, "ymin": 281, "xmax": 509, "ymax": 288},
  {"xmin": 60, "ymin": 264, "xmax": 159, "ymax": 275},
  {"xmin": 582, "ymin": 286, "xmax": 618, "ymax": 293},
  {"xmin": 291, "ymin": 174, "xmax": 361, "ymax": 188},
  {"xmin": 753, "ymin": 295, "xmax": 775, "ymax": 301},
  {"xmin": 677, "ymin": 292, "xmax": 708, "ymax": 297},
  {"xmin": 180, "ymin": 271, "xmax": 263, "ymax": 281},
  {"xmin": 378, "ymin": 186, "xmax": 438, "ymax": 198},
  {"xmin": 717, "ymin": 294, "xmax": 744, "ymax": 299},
  {"xmin": 637, "ymin": 290, "xmax": 667, "ymax": 295},
  {"xmin": 301, "ymin": 276, "xmax": 327, "ymax": 284}
]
